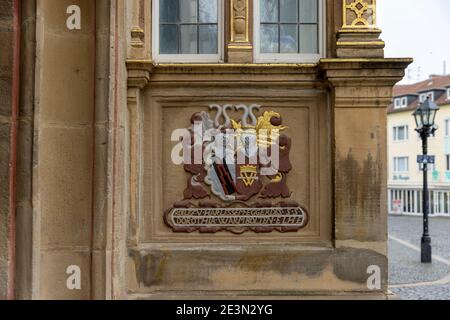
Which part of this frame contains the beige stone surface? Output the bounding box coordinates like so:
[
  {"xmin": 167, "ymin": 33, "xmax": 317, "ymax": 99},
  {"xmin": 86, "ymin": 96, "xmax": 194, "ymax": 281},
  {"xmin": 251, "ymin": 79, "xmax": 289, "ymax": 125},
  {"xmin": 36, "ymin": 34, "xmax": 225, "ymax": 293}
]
[
  {"xmin": 0, "ymin": 0, "xmax": 14, "ymax": 301},
  {"xmin": 128, "ymin": 244, "xmax": 388, "ymax": 295},
  {"xmin": 31, "ymin": 0, "xmax": 96, "ymax": 299},
  {"xmin": 38, "ymin": 126, "xmax": 93, "ymax": 248},
  {"xmin": 39, "ymin": 250, "xmax": 91, "ymax": 300},
  {"xmin": 38, "ymin": 0, "xmax": 94, "ymax": 125}
]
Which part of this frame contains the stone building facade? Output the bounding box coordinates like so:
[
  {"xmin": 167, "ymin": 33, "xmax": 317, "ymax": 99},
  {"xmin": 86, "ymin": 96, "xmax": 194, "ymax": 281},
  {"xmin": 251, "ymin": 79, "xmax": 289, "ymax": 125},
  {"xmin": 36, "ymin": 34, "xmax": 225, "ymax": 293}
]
[{"xmin": 0, "ymin": 0, "xmax": 411, "ymax": 299}]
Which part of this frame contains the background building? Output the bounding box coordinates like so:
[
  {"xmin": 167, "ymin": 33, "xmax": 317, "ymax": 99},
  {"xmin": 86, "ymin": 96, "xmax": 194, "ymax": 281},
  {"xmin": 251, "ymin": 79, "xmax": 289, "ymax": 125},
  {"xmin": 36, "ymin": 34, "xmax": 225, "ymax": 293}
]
[{"xmin": 388, "ymin": 75, "xmax": 450, "ymax": 216}]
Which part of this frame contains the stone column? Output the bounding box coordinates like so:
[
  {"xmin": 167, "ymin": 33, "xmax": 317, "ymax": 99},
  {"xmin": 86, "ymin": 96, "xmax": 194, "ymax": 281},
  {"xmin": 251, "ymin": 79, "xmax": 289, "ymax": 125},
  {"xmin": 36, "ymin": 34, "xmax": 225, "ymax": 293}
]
[
  {"xmin": 227, "ymin": 0, "xmax": 253, "ymax": 63},
  {"xmin": 321, "ymin": 59, "xmax": 411, "ymax": 291},
  {"xmin": 319, "ymin": 0, "xmax": 412, "ymax": 292},
  {"xmin": 125, "ymin": 0, "xmax": 152, "ymax": 248},
  {"xmin": 322, "ymin": 59, "xmax": 412, "ymax": 243},
  {"xmin": 0, "ymin": 0, "xmax": 17, "ymax": 301},
  {"xmin": 33, "ymin": 0, "xmax": 96, "ymax": 299}
]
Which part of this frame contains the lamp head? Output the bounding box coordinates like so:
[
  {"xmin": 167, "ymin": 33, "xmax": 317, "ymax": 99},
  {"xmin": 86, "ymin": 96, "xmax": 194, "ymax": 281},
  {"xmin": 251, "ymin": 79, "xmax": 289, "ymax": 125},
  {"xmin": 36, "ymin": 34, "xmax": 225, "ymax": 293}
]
[{"xmin": 413, "ymin": 98, "xmax": 439, "ymax": 129}]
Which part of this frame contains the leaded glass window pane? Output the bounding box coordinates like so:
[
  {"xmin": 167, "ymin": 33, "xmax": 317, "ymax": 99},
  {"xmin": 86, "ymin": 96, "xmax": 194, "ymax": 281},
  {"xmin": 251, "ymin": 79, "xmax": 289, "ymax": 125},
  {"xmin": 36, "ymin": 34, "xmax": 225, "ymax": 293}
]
[
  {"xmin": 159, "ymin": 0, "xmax": 219, "ymax": 55},
  {"xmin": 260, "ymin": 0, "xmax": 319, "ymax": 54}
]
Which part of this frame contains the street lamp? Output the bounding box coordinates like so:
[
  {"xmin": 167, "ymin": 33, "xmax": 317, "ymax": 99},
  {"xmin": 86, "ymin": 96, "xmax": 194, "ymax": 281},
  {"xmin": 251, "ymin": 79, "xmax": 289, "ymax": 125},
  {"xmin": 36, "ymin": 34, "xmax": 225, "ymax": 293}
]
[{"xmin": 413, "ymin": 98, "xmax": 439, "ymax": 263}]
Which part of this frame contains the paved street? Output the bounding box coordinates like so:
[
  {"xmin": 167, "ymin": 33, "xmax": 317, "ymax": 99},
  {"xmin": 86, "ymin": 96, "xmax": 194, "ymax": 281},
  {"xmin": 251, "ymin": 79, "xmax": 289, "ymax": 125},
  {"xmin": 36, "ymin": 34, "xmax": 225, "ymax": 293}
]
[{"xmin": 389, "ymin": 215, "xmax": 450, "ymax": 300}]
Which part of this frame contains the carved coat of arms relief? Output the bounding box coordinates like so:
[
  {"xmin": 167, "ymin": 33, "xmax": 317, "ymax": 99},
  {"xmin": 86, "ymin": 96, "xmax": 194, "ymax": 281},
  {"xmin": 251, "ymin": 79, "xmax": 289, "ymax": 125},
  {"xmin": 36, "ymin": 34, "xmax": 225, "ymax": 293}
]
[{"xmin": 164, "ymin": 105, "xmax": 308, "ymax": 234}]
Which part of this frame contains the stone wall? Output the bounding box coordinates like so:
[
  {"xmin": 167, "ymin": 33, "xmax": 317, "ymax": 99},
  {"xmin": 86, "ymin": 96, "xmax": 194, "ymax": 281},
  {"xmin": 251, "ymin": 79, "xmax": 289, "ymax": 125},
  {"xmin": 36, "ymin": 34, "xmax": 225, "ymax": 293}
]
[
  {"xmin": 0, "ymin": 0, "xmax": 412, "ymax": 299},
  {"xmin": 15, "ymin": 0, "xmax": 36, "ymax": 300},
  {"xmin": 0, "ymin": 0, "xmax": 14, "ymax": 301}
]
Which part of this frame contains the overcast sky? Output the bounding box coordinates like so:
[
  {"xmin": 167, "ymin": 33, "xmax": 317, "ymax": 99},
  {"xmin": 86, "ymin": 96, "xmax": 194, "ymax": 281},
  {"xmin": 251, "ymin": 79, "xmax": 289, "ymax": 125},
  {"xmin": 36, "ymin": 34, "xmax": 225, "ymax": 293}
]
[{"xmin": 378, "ymin": 0, "xmax": 450, "ymax": 84}]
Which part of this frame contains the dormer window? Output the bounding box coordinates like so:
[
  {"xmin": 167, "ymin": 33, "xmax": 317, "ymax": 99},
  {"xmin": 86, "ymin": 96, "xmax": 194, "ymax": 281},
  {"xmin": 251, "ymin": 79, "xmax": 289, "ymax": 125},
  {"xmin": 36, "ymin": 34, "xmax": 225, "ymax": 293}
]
[
  {"xmin": 394, "ymin": 97, "xmax": 408, "ymax": 109},
  {"xmin": 420, "ymin": 92, "xmax": 434, "ymax": 103},
  {"xmin": 419, "ymin": 93, "xmax": 427, "ymax": 103}
]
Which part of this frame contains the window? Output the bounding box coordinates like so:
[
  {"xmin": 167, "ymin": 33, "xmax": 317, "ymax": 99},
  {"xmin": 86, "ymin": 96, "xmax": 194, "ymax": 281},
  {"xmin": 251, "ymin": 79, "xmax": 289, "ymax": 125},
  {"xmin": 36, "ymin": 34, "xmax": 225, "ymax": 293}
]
[
  {"xmin": 393, "ymin": 125, "xmax": 408, "ymax": 141},
  {"xmin": 153, "ymin": 0, "xmax": 223, "ymax": 62},
  {"xmin": 419, "ymin": 163, "xmax": 436, "ymax": 172},
  {"xmin": 447, "ymin": 155, "xmax": 450, "ymax": 171},
  {"xmin": 419, "ymin": 93, "xmax": 427, "ymax": 103},
  {"xmin": 254, "ymin": 0, "xmax": 323, "ymax": 63},
  {"xmin": 447, "ymin": 88, "xmax": 450, "ymax": 100},
  {"xmin": 419, "ymin": 92, "xmax": 434, "ymax": 103},
  {"xmin": 445, "ymin": 119, "xmax": 450, "ymax": 137},
  {"xmin": 401, "ymin": 97, "xmax": 407, "ymax": 107},
  {"xmin": 428, "ymin": 92, "xmax": 435, "ymax": 101},
  {"xmin": 394, "ymin": 157, "xmax": 409, "ymax": 173},
  {"xmin": 394, "ymin": 97, "xmax": 408, "ymax": 109}
]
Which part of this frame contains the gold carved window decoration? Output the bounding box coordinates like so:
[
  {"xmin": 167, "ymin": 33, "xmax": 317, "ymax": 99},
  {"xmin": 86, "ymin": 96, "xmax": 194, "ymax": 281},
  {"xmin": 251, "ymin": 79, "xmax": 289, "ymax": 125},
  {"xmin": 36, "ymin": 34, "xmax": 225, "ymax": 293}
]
[
  {"xmin": 230, "ymin": 0, "xmax": 250, "ymax": 44},
  {"xmin": 342, "ymin": 0, "xmax": 377, "ymax": 29}
]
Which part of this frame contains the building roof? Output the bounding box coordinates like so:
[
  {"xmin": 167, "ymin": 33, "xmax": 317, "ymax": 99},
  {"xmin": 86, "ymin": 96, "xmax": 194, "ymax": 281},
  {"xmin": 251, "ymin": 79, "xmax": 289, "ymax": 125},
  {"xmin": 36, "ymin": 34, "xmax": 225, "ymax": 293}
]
[{"xmin": 388, "ymin": 74, "xmax": 450, "ymax": 114}]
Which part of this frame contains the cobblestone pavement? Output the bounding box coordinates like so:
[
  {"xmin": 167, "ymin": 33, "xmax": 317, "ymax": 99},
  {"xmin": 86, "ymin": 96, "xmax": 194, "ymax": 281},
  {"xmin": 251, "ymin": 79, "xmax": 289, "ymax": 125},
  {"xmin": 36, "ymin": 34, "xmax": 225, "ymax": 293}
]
[{"xmin": 389, "ymin": 215, "xmax": 450, "ymax": 300}]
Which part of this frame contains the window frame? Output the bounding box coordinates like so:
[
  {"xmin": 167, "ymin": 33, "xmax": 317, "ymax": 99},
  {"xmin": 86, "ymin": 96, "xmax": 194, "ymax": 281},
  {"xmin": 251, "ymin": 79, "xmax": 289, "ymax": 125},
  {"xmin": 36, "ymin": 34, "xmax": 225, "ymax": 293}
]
[
  {"xmin": 401, "ymin": 97, "xmax": 407, "ymax": 107},
  {"xmin": 445, "ymin": 119, "xmax": 450, "ymax": 137},
  {"xmin": 394, "ymin": 97, "xmax": 408, "ymax": 109},
  {"xmin": 418, "ymin": 162, "xmax": 436, "ymax": 172},
  {"xmin": 419, "ymin": 91, "xmax": 434, "ymax": 103},
  {"xmin": 428, "ymin": 92, "xmax": 435, "ymax": 101},
  {"xmin": 393, "ymin": 125, "xmax": 409, "ymax": 142},
  {"xmin": 419, "ymin": 93, "xmax": 427, "ymax": 103},
  {"xmin": 253, "ymin": 0, "xmax": 325, "ymax": 63},
  {"xmin": 152, "ymin": 0, "xmax": 224, "ymax": 63},
  {"xmin": 393, "ymin": 156, "xmax": 409, "ymax": 173}
]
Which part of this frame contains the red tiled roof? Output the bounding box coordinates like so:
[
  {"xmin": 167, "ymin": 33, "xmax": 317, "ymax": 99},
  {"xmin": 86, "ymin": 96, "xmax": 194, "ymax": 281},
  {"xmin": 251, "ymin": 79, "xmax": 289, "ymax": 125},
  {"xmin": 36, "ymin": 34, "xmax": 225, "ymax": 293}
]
[
  {"xmin": 393, "ymin": 74, "xmax": 450, "ymax": 96},
  {"xmin": 388, "ymin": 75, "xmax": 450, "ymax": 114}
]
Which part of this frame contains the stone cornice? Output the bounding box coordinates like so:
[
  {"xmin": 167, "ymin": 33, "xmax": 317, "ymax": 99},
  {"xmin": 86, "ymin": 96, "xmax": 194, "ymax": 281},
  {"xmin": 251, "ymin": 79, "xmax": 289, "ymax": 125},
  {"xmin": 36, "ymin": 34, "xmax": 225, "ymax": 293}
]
[
  {"xmin": 320, "ymin": 58, "xmax": 413, "ymax": 86},
  {"xmin": 126, "ymin": 59, "xmax": 154, "ymax": 88},
  {"xmin": 125, "ymin": 58, "xmax": 413, "ymax": 88}
]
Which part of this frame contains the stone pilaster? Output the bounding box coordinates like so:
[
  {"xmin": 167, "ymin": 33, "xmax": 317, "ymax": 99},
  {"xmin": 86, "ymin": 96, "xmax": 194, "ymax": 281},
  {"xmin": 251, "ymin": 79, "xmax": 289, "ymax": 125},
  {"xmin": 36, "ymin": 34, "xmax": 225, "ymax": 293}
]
[
  {"xmin": 337, "ymin": 0, "xmax": 385, "ymax": 58},
  {"xmin": 227, "ymin": 0, "xmax": 253, "ymax": 63},
  {"xmin": 320, "ymin": 58, "xmax": 412, "ymax": 290},
  {"xmin": 0, "ymin": 0, "xmax": 16, "ymax": 301},
  {"xmin": 125, "ymin": 0, "xmax": 152, "ymax": 248},
  {"xmin": 33, "ymin": 0, "xmax": 97, "ymax": 299}
]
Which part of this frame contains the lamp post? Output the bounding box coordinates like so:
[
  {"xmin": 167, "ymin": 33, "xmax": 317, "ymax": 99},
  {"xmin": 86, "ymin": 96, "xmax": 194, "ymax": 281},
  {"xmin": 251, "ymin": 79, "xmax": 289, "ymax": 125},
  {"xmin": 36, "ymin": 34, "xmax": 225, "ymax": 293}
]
[{"xmin": 413, "ymin": 98, "xmax": 439, "ymax": 263}]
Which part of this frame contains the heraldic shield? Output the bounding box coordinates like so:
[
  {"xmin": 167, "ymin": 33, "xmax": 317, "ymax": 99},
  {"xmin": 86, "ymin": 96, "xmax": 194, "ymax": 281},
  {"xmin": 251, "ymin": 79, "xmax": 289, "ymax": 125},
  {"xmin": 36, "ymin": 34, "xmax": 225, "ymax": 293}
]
[{"xmin": 164, "ymin": 104, "xmax": 308, "ymax": 234}]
